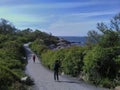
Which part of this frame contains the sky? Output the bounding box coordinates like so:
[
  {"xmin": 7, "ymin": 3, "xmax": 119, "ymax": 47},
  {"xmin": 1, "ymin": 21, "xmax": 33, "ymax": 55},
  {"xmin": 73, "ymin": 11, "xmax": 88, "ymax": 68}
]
[{"xmin": 0, "ymin": 0, "xmax": 120, "ymax": 36}]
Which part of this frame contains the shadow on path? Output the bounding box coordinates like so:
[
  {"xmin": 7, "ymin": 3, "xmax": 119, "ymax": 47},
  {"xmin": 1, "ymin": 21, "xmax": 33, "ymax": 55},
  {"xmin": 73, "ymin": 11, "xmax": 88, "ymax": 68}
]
[{"xmin": 57, "ymin": 80, "xmax": 81, "ymax": 84}]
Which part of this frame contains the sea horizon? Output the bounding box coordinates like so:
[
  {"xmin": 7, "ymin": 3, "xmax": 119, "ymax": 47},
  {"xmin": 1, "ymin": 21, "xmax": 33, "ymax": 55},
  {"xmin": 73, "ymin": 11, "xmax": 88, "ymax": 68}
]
[{"xmin": 58, "ymin": 36, "xmax": 87, "ymax": 45}]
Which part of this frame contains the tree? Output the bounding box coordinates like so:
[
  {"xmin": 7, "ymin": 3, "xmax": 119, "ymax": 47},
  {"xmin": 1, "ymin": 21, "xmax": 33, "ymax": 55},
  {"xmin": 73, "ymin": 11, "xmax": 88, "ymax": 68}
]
[
  {"xmin": 87, "ymin": 30, "xmax": 100, "ymax": 44},
  {"xmin": 97, "ymin": 22, "xmax": 108, "ymax": 34},
  {"xmin": 87, "ymin": 13, "xmax": 120, "ymax": 46},
  {"xmin": 99, "ymin": 30, "xmax": 119, "ymax": 47},
  {"xmin": 111, "ymin": 13, "xmax": 120, "ymax": 32},
  {"xmin": 0, "ymin": 18, "xmax": 17, "ymax": 34},
  {"xmin": 83, "ymin": 13, "xmax": 120, "ymax": 87}
]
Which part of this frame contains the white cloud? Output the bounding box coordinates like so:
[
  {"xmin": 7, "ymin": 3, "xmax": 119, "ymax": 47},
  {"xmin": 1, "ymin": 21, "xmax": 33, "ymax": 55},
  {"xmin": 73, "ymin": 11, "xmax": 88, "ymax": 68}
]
[
  {"xmin": 0, "ymin": 2, "xmax": 94, "ymax": 9},
  {"xmin": 1, "ymin": 0, "xmax": 119, "ymax": 9},
  {"xmin": 0, "ymin": 0, "xmax": 119, "ymax": 36},
  {"xmin": 20, "ymin": 2, "xmax": 95, "ymax": 9},
  {"xmin": 71, "ymin": 11, "xmax": 119, "ymax": 18},
  {"xmin": 46, "ymin": 14, "xmax": 111, "ymax": 36},
  {"xmin": 46, "ymin": 21, "xmax": 96, "ymax": 36},
  {"xmin": 0, "ymin": 13, "xmax": 47, "ymax": 23},
  {"xmin": 0, "ymin": 6, "xmax": 49, "ymax": 22}
]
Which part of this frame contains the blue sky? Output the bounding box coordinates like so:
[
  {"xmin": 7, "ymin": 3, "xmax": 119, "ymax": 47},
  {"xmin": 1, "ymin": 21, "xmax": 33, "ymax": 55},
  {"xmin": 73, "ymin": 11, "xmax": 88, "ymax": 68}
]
[{"xmin": 0, "ymin": 0, "xmax": 120, "ymax": 36}]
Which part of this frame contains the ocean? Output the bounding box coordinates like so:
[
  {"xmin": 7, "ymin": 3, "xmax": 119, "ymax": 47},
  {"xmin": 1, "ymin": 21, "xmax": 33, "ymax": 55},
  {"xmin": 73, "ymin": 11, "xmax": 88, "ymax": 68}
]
[{"xmin": 58, "ymin": 36, "xmax": 87, "ymax": 45}]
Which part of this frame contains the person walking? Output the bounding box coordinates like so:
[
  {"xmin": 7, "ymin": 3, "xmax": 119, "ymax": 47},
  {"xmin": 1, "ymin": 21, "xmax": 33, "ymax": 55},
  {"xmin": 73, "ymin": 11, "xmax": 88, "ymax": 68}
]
[
  {"xmin": 33, "ymin": 55, "xmax": 36, "ymax": 62},
  {"xmin": 54, "ymin": 60, "xmax": 60, "ymax": 81}
]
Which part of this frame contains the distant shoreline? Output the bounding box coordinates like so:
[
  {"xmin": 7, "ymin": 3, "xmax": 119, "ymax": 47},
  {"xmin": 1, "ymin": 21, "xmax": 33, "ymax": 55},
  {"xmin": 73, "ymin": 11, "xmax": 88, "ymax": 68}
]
[{"xmin": 58, "ymin": 36, "xmax": 87, "ymax": 45}]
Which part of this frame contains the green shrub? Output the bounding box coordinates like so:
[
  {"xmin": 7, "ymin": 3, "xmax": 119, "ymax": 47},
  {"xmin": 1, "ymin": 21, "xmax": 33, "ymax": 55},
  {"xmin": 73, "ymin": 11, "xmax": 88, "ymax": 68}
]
[
  {"xmin": 41, "ymin": 46, "xmax": 87, "ymax": 77},
  {"xmin": 100, "ymin": 78, "xmax": 113, "ymax": 88},
  {"xmin": 30, "ymin": 39, "xmax": 48, "ymax": 55},
  {"xmin": 83, "ymin": 46, "xmax": 120, "ymax": 87}
]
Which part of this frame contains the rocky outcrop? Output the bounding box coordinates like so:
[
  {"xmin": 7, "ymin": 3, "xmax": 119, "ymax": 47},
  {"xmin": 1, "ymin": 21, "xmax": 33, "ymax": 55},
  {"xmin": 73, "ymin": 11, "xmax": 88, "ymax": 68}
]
[
  {"xmin": 49, "ymin": 38, "xmax": 71, "ymax": 50},
  {"xmin": 55, "ymin": 38, "xmax": 71, "ymax": 50}
]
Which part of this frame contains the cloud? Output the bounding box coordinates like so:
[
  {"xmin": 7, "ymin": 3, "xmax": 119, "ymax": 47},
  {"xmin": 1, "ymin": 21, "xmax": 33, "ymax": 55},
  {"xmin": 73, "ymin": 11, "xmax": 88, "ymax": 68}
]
[
  {"xmin": 71, "ymin": 11, "xmax": 118, "ymax": 18},
  {"xmin": 0, "ymin": 5, "xmax": 50, "ymax": 23},
  {"xmin": 0, "ymin": 0, "xmax": 119, "ymax": 9},
  {"xmin": 46, "ymin": 13, "xmax": 111, "ymax": 36},
  {"xmin": 0, "ymin": 4, "xmax": 114, "ymax": 36},
  {"xmin": 46, "ymin": 21, "xmax": 96, "ymax": 36},
  {"xmin": 49, "ymin": 11, "xmax": 115, "ymax": 24},
  {"xmin": 0, "ymin": 0, "xmax": 119, "ymax": 36},
  {"xmin": 0, "ymin": 12, "xmax": 47, "ymax": 23},
  {"xmin": 0, "ymin": 1, "xmax": 108, "ymax": 9},
  {"xmin": 19, "ymin": 2, "xmax": 95, "ymax": 9}
]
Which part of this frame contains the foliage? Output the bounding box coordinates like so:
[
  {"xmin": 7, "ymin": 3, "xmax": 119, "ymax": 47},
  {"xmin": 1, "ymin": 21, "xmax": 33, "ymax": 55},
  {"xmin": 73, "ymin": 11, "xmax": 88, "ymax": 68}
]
[
  {"xmin": 30, "ymin": 39, "xmax": 49, "ymax": 55},
  {"xmin": 83, "ymin": 13, "xmax": 120, "ymax": 88},
  {"xmin": 30, "ymin": 13, "xmax": 120, "ymax": 88},
  {"xmin": 0, "ymin": 19, "xmax": 59, "ymax": 90},
  {"xmin": 0, "ymin": 19, "xmax": 29, "ymax": 89},
  {"xmin": 0, "ymin": 18, "xmax": 16, "ymax": 34},
  {"xmin": 40, "ymin": 46, "xmax": 87, "ymax": 77},
  {"xmin": 83, "ymin": 46, "xmax": 120, "ymax": 80},
  {"xmin": 0, "ymin": 12, "xmax": 120, "ymax": 89},
  {"xmin": 30, "ymin": 40, "xmax": 87, "ymax": 77},
  {"xmin": 99, "ymin": 30, "xmax": 120, "ymax": 47},
  {"xmin": 87, "ymin": 30, "xmax": 101, "ymax": 44}
]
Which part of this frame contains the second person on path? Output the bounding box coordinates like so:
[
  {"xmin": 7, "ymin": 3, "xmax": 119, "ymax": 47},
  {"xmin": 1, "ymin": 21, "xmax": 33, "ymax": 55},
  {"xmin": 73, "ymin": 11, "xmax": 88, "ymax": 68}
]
[{"xmin": 33, "ymin": 55, "xmax": 36, "ymax": 62}]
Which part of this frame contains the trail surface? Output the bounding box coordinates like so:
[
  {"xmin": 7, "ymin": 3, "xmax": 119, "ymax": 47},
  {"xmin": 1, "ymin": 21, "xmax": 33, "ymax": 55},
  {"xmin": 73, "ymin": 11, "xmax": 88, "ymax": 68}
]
[{"xmin": 24, "ymin": 44, "xmax": 108, "ymax": 90}]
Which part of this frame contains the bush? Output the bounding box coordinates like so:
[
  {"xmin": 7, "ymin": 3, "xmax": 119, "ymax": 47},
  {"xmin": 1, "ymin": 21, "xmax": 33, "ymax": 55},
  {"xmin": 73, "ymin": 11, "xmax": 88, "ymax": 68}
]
[
  {"xmin": 0, "ymin": 65, "xmax": 20, "ymax": 89},
  {"xmin": 100, "ymin": 78, "xmax": 113, "ymax": 88},
  {"xmin": 41, "ymin": 46, "xmax": 87, "ymax": 77},
  {"xmin": 30, "ymin": 39, "xmax": 48, "ymax": 55},
  {"xmin": 0, "ymin": 33, "xmax": 28, "ymax": 89},
  {"xmin": 83, "ymin": 46, "xmax": 120, "ymax": 87}
]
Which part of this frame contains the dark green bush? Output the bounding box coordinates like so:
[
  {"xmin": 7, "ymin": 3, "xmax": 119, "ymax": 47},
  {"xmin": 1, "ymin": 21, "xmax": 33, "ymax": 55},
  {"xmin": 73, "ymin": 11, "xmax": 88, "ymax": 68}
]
[
  {"xmin": 41, "ymin": 46, "xmax": 87, "ymax": 77},
  {"xmin": 83, "ymin": 46, "xmax": 120, "ymax": 87},
  {"xmin": 30, "ymin": 39, "xmax": 48, "ymax": 55}
]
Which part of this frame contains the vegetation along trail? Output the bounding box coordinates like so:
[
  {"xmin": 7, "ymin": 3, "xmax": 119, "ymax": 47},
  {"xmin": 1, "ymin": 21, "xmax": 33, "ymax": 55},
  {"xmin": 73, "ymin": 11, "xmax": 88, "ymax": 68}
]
[{"xmin": 24, "ymin": 44, "xmax": 108, "ymax": 90}]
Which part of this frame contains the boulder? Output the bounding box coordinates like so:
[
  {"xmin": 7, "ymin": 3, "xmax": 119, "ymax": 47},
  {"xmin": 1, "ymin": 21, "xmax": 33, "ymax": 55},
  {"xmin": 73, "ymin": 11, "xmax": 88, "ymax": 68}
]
[
  {"xmin": 21, "ymin": 76, "xmax": 34, "ymax": 85},
  {"xmin": 21, "ymin": 76, "xmax": 28, "ymax": 82}
]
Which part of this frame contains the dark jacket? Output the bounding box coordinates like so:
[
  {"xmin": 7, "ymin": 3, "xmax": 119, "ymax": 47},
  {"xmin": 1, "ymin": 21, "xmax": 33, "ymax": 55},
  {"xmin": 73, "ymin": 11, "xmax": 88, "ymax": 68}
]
[{"xmin": 54, "ymin": 62, "xmax": 60, "ymax": 71}]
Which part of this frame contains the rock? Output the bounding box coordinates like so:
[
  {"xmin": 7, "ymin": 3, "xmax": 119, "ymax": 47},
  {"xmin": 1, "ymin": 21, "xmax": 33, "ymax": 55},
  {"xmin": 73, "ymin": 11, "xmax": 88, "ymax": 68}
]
[
  {"xmin": 115, "ymin": 86, "xmax": 120, "ymax": 90},
  {"xmin": 21, "ymin": 76, "xmax": 34, "ymax": 85},
  {"xmin": 21, "ymin": 57, "xmax": 26, "ymax": 60},
  {"xmin": 61, "ymin": 72, "xmax": 64, "ymax": 75},
  {"xmin": 49, "ymin": 44, "xmax": 56, "ymax": 49},
  {"xmin": 21, "ymin": 76, "xmax": 28, "ymax": 81}
]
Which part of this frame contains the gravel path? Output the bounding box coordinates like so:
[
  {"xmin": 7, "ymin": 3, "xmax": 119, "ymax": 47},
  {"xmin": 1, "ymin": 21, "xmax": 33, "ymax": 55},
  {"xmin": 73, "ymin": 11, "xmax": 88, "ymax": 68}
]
[{"xmin": 24, "ymin": 44, "xmax": 108, "ymax": 90}]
